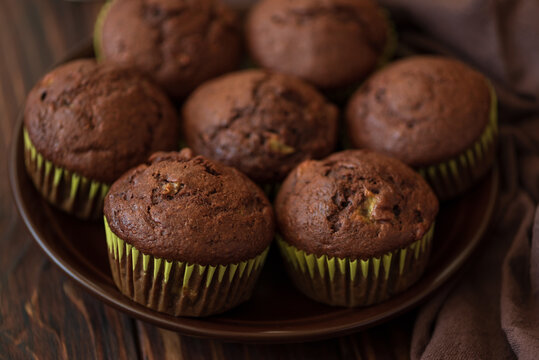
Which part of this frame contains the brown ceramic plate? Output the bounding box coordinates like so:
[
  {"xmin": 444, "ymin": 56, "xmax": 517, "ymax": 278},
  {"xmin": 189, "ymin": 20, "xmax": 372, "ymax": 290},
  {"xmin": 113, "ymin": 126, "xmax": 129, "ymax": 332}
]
[{"xmin": 9, "ymin": 41, "xmax": 499, "ymax": 343}]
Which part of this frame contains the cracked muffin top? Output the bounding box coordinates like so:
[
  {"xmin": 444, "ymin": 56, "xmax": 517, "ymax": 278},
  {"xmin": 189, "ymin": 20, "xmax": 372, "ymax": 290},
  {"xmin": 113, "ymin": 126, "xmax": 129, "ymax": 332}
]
[
  {"xmin": 275, "ymin": 150, "xmax": 438, "ymax": 259},
  {"xmin": 346, "ymin": 56, "xmax": 492, "ymax": 166},
  {"xmin": 24, "ymin": 59, "xmax": 179, "ymax": 184},
  {"xmin": 246, "ymin": 0, "xmax": 390, "ymax": 89},
  {"xmin": 182, "ymin": 69, "xmax": 339, "ymax": 184},
  {"xmin": 97, "ymin": 0, "xmax": 242, "ymax": 99},
  {"xmin": 104, "ymin": 149, "xmax": 275, "ymax": 264}
]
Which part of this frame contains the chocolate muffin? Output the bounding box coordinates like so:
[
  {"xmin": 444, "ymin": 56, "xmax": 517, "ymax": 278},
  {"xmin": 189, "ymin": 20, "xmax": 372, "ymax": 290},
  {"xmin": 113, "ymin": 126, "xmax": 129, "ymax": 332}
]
[
  {"xmin": 104, "ymin": 149, "xmax": 274, "ymax": 316},
  {"xmin": 346, "ymin": 56, "xmax": 498, "ymax": 199},
  {"xmin": 95, "ymin": 0, "xmax": 242, "ymax": 99},
  {"xmin": 23, "ymin": 59, "xmax": 179, "ymax": 219},
  {"xmin": 275, "ymin": 150, "xmax": 438, "ymax": 306},
  {"xmin": 246, "ymin": 0, "xmax": 393, "ymax": 90},
  {"xmin": 182, "ymin": 69, "xmax": 339, "ymax": 185}
]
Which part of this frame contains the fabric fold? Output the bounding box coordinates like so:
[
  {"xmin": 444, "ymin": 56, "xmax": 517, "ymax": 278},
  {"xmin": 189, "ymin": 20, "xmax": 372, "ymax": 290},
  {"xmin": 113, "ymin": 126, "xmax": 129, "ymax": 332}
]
[{"xmin": 374, "ymin": 0, "xmax": 539, "ymax": 358}]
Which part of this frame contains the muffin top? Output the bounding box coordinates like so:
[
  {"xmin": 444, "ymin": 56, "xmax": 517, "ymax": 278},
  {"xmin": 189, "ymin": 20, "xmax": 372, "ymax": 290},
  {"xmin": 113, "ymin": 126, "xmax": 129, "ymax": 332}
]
[
  {"xmin": 24, "ymin": 59, "xmax": 179, "ymax": 184},
  {"xmin": 104, "ymin": 149, "xmax": 275, "ymax": 264},
  {"xmin": 275, "ymin": 150, "xmax": 438, "ymax": 259},
  {"xmin": 98, "ymin": 0, "xmax": 242, "ymax": 99},
  {"xmin": 346, "ymin": 56, "xmax": 492, "ymax": 166},
  {"xmin": 246, "ymin": 0, "xmax": 389, "ymax": 89},
  {"xmin": 182, "ymin": 69, "xmax": 339, "ymax": 183}
]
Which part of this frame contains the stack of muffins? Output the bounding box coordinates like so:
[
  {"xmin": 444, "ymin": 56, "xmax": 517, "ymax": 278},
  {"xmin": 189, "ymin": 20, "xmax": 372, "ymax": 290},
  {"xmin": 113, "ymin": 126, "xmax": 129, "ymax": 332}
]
[{"xmin": 23, "ymin": 0, "xmax": 497, "ymax": 316}]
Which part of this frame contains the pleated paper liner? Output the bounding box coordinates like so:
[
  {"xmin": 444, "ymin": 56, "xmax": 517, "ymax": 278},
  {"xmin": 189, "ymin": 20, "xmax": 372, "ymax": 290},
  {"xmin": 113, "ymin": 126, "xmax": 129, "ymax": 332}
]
[
  {"xmin": 418, "ymin": 83, "xmax": 498, "ymax": 200},
  {"xmin": 104, "ymin": 218, "xmax": 270, "ymax": 317},
  {"xmin": 277, "ymin": 224, "xmax": 435, "ymax": 307},
  {"xmin": 93, "ymin": 1, "xmax": 112, "ymax": 62},
  {"xmin": 23, "ymin": 128, "xmax": 109, "ymax": 220}
]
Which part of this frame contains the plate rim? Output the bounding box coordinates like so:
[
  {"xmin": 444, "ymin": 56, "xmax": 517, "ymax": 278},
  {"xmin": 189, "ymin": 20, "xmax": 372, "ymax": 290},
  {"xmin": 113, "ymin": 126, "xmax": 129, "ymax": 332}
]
[{"xmin": 8, "ymin": 41, "xmax": 499, "ymax": 343}]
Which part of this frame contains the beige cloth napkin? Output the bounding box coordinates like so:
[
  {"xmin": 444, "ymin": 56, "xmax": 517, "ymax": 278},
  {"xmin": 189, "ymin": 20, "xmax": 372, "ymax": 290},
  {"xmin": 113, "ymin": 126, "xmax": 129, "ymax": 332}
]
[{"xmin": 376, "ymin": 0, "xmax": 539, "ymax": 358}]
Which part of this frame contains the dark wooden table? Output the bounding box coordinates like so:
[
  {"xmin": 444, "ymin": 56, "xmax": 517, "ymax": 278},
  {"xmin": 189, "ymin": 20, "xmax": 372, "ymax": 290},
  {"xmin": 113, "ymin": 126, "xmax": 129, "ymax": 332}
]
[{"xmin": 0, "ymin": 1, "xmax": 417, "ymax": 358}]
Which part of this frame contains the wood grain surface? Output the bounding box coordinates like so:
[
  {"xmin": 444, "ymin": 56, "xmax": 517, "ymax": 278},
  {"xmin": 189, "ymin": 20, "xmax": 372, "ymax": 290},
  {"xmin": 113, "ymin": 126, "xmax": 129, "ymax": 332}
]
[{"xmin": 0, "ymin": 0, "xmax": 416, "ymax": 358}]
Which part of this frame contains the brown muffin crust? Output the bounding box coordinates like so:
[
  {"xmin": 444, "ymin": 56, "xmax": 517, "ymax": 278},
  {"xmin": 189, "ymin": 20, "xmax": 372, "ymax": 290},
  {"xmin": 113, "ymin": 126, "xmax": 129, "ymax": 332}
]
[
  {"xmin": 346, "ymin": 56, "xmax": 492, "ymax": 166},
  {"xmin": 99, "ymin": 0, "xmax": 242, "ymax": 99},
  {"xmin": 104, "ymin": 149, "xmax": 275, "ymax": 265},
  {"xmin": 275, "ymin": 150, "xmax": 438, "ymax": 259},
  {"xmin": 246, "ymin": 0, "xmax": 389, "ymax": 89},
  {"xmin": 182, "ymin": 69, "xmax": 339, "ymax": 183},
  {"xmin": 24, "ymin": 59, "xmax": 179, "ymax": 184}
]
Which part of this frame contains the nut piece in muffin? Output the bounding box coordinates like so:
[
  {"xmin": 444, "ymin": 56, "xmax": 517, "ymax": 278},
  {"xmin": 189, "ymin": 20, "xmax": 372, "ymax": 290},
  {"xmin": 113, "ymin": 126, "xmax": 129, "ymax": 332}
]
[
  {"xmin": 246, "ymin": 0, "xmax": 392, "ymax": 90},
  {"xmin": 275, "ymin": 150, "xmax": 438, "ymax": 306},
  {"xmin": 182, "ymin": 69, "xmax": 339, "ymax": 185},
  {"xmin": 95, "ymin": 0, "xmax": 242, "ymax": 99},
  {"xmin": 104, "ymin": 149, "xmax": 274, "ymax": 316},
  {"xmin": 345, "ymin": 55, "xmax": 498, "ymax": 199},
  {"xmin": 23, "ymin": 59, "xmax": 179, "ymax": 219}
]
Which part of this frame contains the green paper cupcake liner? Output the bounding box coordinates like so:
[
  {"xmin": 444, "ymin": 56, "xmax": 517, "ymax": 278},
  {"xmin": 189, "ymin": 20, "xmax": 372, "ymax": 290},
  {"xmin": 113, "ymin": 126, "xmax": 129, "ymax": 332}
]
[
  {"xmin": 104, "ymin": 218, "xmax": 270, "ymax": 317},
  {"xmin": 93, "ymin": 1, "xmax": 112, "ymax": 62},
  {"xmin": 277, "ymin": 224, "xmax": 434, "ymax": 307},
  {"xmin": 23, "ymin": 128, "xmax": 110, "ymax": 220},
  {"xmin": 418, "ymin": 83, "xmax": 498, "ymax": 200}
]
